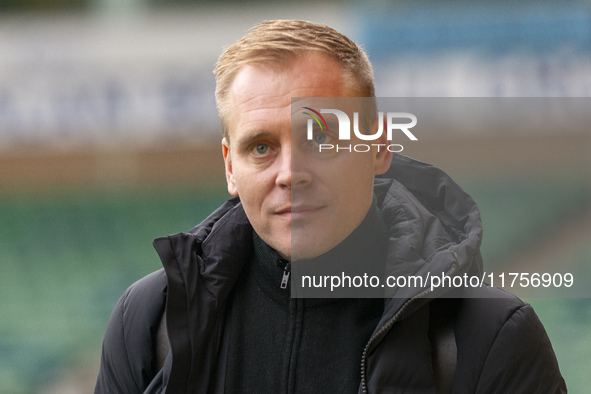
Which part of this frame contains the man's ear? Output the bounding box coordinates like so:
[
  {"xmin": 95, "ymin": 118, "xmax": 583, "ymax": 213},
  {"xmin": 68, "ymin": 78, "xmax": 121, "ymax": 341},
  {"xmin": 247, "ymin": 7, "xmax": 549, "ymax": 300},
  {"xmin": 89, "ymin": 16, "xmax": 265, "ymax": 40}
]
[
  {"xmin": 371, "ymin": 116, "xmax": 393, "ymax": 175},
  {"xmin": 222, "ymin": 138, "xmax": 239, "ymax": 197}
]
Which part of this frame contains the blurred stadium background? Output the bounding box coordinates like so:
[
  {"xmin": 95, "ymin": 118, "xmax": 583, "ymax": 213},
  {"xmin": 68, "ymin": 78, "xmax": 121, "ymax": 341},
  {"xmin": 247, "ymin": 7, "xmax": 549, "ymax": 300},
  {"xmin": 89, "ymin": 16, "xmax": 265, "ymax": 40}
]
[{"xmin": 1, "ymin": 0, "xmax": 590, "ymax": 392}]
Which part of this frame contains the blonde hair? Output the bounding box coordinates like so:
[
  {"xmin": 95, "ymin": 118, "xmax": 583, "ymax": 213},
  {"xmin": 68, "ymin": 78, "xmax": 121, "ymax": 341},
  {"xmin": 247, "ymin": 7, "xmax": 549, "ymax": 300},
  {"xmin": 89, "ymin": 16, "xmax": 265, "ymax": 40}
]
[{"xmin": 214, "ymin": 20, "xmax": 375, "ymax": 140}]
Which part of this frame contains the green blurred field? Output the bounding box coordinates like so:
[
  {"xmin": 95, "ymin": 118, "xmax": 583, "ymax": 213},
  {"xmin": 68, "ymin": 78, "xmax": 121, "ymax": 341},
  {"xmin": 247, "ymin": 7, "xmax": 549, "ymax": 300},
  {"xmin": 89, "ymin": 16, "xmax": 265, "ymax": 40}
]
[
  {"xmin": 0, "ymin": 175, "xmax": 589, "ymax": 393},
  {"xmin": 0, "ymin": 186, "xmax": 230, "ymax": 393}
]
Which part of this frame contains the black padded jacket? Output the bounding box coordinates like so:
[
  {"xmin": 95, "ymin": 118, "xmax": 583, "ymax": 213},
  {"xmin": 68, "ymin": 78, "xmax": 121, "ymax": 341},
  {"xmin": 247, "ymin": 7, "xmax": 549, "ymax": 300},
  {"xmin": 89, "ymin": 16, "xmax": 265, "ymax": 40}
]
[{"xmin": 95, "ymin": 154, "xmax": 567, "ymax": 393}]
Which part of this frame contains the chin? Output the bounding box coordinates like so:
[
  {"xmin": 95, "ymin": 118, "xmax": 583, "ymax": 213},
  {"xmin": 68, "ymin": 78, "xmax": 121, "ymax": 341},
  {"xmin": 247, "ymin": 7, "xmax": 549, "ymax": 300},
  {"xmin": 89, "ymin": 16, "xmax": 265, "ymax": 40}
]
[{"xmin": 291, "ymin": 237, "xmax": 331, "ymax": 261}]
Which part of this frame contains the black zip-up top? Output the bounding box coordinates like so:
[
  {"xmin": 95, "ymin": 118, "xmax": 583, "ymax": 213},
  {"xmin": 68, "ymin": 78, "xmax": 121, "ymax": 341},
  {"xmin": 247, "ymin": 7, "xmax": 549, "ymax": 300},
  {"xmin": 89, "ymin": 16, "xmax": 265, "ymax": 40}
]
[{"xmin": 224, "ymin": 203, "xmax": 387, "ymax": 393}]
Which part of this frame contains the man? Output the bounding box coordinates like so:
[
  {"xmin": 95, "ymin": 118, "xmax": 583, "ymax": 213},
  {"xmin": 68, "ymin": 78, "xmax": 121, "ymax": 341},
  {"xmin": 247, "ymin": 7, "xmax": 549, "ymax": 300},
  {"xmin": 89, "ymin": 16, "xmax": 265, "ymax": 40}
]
[{"xmin": 96, "ymin": 20, "xmax": 566, "ymax": 393}]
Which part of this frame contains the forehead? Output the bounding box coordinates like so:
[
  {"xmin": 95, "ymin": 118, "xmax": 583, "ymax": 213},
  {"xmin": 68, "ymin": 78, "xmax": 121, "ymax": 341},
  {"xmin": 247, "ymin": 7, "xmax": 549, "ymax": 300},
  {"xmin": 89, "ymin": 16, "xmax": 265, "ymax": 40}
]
[{"xmin": 227, "ymin": 52, "xmax": 350, "ymax": 141}]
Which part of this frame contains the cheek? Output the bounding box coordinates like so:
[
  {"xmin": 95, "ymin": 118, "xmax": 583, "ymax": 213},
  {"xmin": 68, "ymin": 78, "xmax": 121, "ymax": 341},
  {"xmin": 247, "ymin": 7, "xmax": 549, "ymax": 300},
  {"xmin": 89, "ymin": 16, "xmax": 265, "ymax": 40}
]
[
  {"xmin": 338, "ymin": 156, "xmax": 375, "ymax": 202},
  {"xmin": 232, "ymin": 167, "xmax": 267, "ymax": 204},
  {"xmin": 332, "ymin": 153, "xmax": 374, "ymax": 182}
]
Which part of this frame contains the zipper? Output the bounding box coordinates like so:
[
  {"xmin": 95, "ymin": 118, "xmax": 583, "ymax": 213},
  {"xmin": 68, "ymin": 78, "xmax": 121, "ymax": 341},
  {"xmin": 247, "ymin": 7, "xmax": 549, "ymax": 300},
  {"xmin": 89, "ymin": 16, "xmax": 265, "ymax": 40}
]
[
  {"xmin": 280, "ymin": 260, "xmax": 291, "ymax": 289},
  {"xmin": 359, "ymin": 288, "xmax": 432, "ymax": 393}
]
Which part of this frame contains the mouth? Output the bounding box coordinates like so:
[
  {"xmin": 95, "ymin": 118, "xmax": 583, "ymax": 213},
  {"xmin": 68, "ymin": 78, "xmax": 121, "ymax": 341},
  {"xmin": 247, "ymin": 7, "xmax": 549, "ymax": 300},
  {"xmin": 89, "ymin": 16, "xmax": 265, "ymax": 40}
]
[{"xmin": 276, "ymin": 205, "xmax": 324, "ymax": 220}]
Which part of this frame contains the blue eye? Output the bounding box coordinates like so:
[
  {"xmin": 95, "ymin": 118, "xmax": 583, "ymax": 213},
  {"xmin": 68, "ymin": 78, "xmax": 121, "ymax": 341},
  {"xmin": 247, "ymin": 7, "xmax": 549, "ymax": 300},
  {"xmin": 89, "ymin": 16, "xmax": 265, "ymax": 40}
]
[
  {"xmin": 254, "ymin": 144, "xmax": 269, "ymax": 155},
  {"xmin": 314, "ymin": 133, "xmax": 327, "ymax": 144}
]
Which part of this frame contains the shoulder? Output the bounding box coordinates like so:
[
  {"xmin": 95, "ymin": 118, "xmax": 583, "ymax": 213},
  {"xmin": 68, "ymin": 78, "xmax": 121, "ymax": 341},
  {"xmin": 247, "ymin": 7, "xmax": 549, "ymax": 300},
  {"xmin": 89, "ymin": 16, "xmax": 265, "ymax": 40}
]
[
  {"xmin": 107, "ymin": 268, "xmax": 168, "ymax": 351},
  {"xmin": 450, "ymin": 287, "xmax": 566, "ymax": 393},
  {"xmin": 453, "ymin": 285, "xmax": 529, "ymax": 331},
  {"xmin": 95, "ymin": 269, "xmax": 168, "ymax": 393},
  {"xmin": 121, "ymin": 268, "xmax": 168, "ymax": 313}
]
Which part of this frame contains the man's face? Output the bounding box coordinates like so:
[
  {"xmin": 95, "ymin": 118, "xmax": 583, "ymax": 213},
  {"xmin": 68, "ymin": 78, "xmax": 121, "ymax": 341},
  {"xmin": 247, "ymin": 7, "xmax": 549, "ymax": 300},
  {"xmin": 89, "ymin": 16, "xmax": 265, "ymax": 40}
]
[{"xmin": 222, "ymin": 52, "xmax": 391, "ymax": 260}]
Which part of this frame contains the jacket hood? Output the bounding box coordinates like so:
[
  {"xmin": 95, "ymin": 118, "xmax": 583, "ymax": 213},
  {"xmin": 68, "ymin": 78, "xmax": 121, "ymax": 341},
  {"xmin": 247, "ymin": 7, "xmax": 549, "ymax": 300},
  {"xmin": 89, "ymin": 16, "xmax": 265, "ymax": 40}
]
[
  {"xmin": 369, "ymin": 153, "xmax": 484, "ymax": 330},
  {"xmin": 377, "ymin": 154, "xmax": 484, "ymax": 294}
]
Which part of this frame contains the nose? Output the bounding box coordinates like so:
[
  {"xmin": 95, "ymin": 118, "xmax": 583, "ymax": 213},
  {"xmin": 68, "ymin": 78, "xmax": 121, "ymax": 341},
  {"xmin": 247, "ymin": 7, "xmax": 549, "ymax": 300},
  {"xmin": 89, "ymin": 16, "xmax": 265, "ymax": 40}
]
[{"xmin": 276, "ymin": 145, "xmax": 312, "ymax": 189}]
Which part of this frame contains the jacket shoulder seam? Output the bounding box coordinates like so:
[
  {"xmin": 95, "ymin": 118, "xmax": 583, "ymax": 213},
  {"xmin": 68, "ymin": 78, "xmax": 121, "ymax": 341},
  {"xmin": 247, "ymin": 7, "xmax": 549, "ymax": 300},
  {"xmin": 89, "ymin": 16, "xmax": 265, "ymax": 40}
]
[
  {"xmin": 473, "ymin": 302, "xmax": 528, "ymax": 389},
  {"xmin": 119, "ymin": 288, "xmax": 143, "ymax": 392}
]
